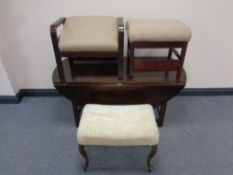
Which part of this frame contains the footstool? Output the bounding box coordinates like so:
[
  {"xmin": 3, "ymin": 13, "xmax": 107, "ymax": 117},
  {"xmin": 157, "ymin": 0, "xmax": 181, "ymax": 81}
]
[
  {"xmin": 50, "ymin": 16, "xmax": 124, "ymax": 80},
  {"xmin": 126, "ymin": 19, "xmax": 192, "ymax": 80},
  {"xmin": 77, "ymin": 104, "xmax": 159, "ymax": 172}
]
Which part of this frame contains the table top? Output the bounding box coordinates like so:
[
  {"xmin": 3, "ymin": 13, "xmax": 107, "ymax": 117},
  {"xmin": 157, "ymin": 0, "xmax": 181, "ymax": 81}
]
[
  {"xmin": 53, "ymin": 59, "xmax": 186, "ymax": 87},
  {"xmin": 52, "ymin": 59, "xmax": 186, "ymax": 127}
]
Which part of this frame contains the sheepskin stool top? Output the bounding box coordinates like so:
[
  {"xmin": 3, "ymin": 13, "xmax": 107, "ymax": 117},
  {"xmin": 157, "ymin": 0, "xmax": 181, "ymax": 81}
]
[{"xmin": 77, "ymin": 104, "xmax": 159, "ymax": 172}]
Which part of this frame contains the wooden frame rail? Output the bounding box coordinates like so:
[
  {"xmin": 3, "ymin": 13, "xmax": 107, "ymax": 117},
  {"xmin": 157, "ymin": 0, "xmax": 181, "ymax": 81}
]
[
  {"xmin": 128, "ymin": 41, "xmax": 188, "ymax": 80},
  {"xmin": 50, "ymin": 17, "xmax": 66, "ymax": 81}
]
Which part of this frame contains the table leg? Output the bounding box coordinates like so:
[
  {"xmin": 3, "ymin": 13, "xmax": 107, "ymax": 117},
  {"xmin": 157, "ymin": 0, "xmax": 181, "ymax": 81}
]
[
  {"xmin": 72, "ymin": 102, "xmax": 82, "ymax": 127},
  {"xmin": 157, "ymin": 103, "xmax": 167, "ymax": 127}
]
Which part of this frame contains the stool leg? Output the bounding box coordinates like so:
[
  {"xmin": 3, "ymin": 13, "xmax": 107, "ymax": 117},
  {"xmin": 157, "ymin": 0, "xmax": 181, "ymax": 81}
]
[
  {"xmin": 118, "ymin": 56, "xmax": 123, "ymax": 80},
  {"xmin": 118, "ymin": 23, "xmax": 124, "ymax": 80},
  {"xmin": 147, "ymin": 145, "xmax": 158, "ymax": 172},
  {"xmin": 128, "ymin": 44, "xmax": 134, "ymax": 79},
  {"xmin": 168, "ymin": 48, "xmax": 172, "ymax": 59},
  {"xmin": 165, "ymin": 48, "xmax": 173, "ymax": 77},
  {"xmin": 176, "ymin": 43, "xmax": 188, "ymax": 80},
  {"xmin": 127, "ymin": 40, "xmax": 131, "ymax": 78},
  {"xmin": 79, "ymin": 145, "xmax": 89, "ymax": 171}
]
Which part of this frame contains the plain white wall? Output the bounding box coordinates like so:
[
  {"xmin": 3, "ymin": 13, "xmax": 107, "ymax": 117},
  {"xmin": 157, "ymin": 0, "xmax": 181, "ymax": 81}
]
[
  {"xmin": 0, "ymin": 0, "xmax": 233, "ymax": 94},
  {"xmin": 0, "ymin": 28, "xmax": 19, "ymax": 95},
  {"xmin": 0, "ymin": 58, "xmax": 15, "ymax": 95}
]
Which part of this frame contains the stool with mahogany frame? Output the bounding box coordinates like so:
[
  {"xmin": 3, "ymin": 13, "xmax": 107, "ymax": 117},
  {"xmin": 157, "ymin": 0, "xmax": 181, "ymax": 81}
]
[{"xmin": 50, "ymin": 17, "xmax": 124, "ymax": 81}]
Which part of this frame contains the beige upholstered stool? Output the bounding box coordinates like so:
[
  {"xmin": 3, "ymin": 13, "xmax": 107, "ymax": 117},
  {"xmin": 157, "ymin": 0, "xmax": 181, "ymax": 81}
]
[
  {"xmin": 50, "ymin": 16, "xmax": 124, "ymax": 80},
  {"xmin": 77, "ymin": 104, "xmax": 159, "ymax": 172},
  {"xmin": 126, "ymin": 19, "xmax": 192, "ymax": 80}
]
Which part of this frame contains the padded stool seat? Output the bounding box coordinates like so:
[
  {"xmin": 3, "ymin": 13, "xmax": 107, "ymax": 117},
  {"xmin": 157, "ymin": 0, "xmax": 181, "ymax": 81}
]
[
  {"xmin": 50, "ymin": 16, "xmax": 124, "ymax": 80},
  {"xmin": 77, "ymin": 104, "xmax": 159, "ymax": 146},
  {"xmin": 126, "ymin": 19, "xmax": 192, "ymax": 80},
  {"xmin": 77, "ymin": 104, "xmax": 159, "ymax": 172},
  {"xmin": 127, "ymin": 19, "xmax": 192, "ymax": 43},
  {"xmin": 59, "ymin": 16, "xmax": 118, "ymax": 52}
]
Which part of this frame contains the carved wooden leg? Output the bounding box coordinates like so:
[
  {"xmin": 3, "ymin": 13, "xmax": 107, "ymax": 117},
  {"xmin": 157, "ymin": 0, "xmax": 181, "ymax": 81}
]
[
  {"xmin": 157, "ymin": 103, "xmax": 167, "ymax": 127},
  {"xmin": 72, "ymin": 102, "xmax": 82, "ymax": 127},
  {"xmin": 79, "ymin": 145, "xmax": 89, "ymax": 171},
  {"xmin": 147, "ymin": 145, "xmax": 158, "ymax": 172}
]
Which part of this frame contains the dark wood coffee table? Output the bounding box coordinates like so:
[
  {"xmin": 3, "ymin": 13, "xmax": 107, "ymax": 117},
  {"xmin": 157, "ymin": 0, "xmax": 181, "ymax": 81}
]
[{"xmin": 52, "ymin": 59, "xmax": 186, "ymax": 127}]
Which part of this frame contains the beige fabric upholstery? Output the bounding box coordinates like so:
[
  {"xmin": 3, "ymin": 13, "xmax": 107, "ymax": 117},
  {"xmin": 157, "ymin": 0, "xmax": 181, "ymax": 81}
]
[
  {"xmin": 59, "ymin": 16, "xmax": 118, "ymax": 52},
  {"xmin": 77, "ymin": 104, "xmax": 159, "ymax": 146},
  {"xmin": 127, "ymin": 19, "xmax": 192, "ymax": 43}
]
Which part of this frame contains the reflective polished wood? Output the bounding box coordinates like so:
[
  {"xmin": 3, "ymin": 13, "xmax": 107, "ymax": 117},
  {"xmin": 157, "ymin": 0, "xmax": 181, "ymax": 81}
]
[{"xmin": 52, "ymin": 59, "xmax": 186, "ymax": 127}]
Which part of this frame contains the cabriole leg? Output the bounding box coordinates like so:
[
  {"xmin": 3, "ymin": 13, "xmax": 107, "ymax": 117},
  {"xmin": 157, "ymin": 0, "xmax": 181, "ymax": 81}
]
[
  {"xmin": 79, "ymin": 145, "xmax": 89, "ymax": 171},
  {"xmin": 147, "ymin": 145, "xmax": 158, "ymax": 172}
]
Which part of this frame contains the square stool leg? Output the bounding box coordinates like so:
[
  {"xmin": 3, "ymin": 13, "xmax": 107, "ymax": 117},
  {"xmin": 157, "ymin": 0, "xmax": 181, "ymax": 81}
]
[
  {"xmin": 128, "ymin": 43, "xmax": 135, "ymax": 78},
  {"xmin": 176, "ymin": 43, "xmax": 188, "ymax": 80},
  {"xmin": 117, "ymin": 20, "xmax": 124, "ymax": 80}
]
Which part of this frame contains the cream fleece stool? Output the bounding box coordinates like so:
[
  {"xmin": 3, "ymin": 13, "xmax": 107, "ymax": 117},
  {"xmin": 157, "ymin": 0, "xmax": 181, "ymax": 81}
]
[
  {"xmin": 126, "ymin": 19, "xmax": 192, "ymax": 80},
  {"xmin": 77, "ymin": 104, "xmax": 159, "ymax": 172}
]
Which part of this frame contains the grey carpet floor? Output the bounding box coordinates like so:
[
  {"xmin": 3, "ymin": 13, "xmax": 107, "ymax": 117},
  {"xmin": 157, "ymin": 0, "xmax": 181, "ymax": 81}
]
[{"xmin": 0, "ymin": 96, "xmax": 233, "ymax": 175}]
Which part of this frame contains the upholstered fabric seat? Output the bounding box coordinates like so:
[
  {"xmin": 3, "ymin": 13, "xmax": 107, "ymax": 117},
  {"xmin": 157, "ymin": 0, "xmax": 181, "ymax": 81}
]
[
  {"xmin": 77, "ymin": 104, "xmax": 159, "ymax": 146},
  {"xmin": 50, "ymin": 16, "xmax": 124, "ymax": 80},
  {"xmin": 126, "ymin": 19, "xmax": 191, "ymax": 80},
  {"xmin": 127, "ymin": 19, "xmax": 192, "ymax": 43},
  {"xmin": 59, "ymin": 16, "xmax": 118, "ymax": 52}
]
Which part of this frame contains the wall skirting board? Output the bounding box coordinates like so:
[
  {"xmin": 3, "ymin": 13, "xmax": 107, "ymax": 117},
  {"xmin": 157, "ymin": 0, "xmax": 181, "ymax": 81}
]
[
  {"xmin": 0, "ymin": 89, "xmax": 60, "ymax": 104},
  {"xmin": 0, "ymin": 88, "xmax": 233, "ymax": 104}
]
